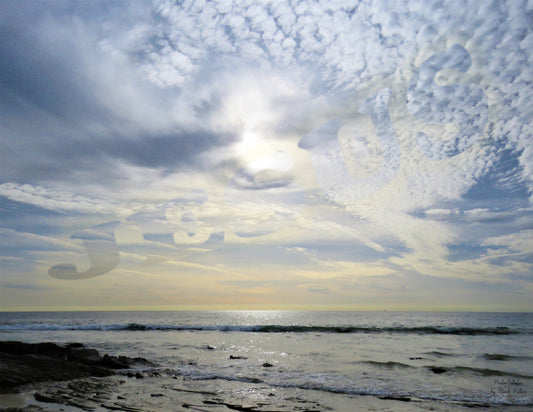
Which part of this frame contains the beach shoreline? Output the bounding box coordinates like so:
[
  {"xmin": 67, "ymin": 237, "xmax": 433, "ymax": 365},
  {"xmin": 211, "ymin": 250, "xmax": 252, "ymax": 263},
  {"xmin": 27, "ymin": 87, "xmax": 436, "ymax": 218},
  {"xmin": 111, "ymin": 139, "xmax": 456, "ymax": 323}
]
[
  {"xmin": 1, "ymin": 340, "xmax": 532, "ymax": 412},
  {"xmin": 1, "ymin": 311, "xmax": 532, "ymax": 411}
]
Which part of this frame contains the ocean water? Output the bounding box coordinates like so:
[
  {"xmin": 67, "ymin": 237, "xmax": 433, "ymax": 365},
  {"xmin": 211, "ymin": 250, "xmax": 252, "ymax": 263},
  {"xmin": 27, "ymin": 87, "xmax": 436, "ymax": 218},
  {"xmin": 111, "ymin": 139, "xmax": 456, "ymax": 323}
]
[{"xmin": 1, "ymin": 311, "xmax": 532, "ymax": 411}]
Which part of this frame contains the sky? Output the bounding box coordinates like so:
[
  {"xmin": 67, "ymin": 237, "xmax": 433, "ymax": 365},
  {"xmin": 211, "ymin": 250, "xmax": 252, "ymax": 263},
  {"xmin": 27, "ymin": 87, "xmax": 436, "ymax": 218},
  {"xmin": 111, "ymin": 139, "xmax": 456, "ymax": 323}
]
[{"xmin": 0, "ymin": 0, "xmax": 532, "ymax": 311}]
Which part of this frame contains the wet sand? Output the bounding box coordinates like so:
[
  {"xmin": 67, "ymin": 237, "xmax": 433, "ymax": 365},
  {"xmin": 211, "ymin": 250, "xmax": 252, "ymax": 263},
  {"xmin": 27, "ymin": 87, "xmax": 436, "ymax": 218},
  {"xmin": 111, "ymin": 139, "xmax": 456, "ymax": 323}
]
[{"xmin": 1, "ymin": 341, "xmax": 531, "ymax": 411}]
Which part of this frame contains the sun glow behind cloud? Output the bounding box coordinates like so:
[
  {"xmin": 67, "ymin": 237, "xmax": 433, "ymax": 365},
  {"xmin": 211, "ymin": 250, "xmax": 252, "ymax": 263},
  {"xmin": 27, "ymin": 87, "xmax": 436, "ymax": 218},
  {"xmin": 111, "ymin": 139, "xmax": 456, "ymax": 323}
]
[{"xmin": 0, "ymin": 0, "xmax": 532, "ymax": 311}]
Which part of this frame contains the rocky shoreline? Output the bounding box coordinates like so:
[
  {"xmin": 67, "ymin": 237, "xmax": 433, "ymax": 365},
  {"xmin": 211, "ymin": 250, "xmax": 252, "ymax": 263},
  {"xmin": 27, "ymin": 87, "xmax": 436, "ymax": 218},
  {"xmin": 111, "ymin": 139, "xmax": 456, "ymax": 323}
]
[
  {"xmin": 0, "ymin": 340, "xmax": 419, "ymax": 412},
  {"xmin": 0, "ymin": 341, "xmax": 152, "ymax": 389},
  {"xmin": 1, "ymin": 341, "xmax": 529, "ymax": 412}
]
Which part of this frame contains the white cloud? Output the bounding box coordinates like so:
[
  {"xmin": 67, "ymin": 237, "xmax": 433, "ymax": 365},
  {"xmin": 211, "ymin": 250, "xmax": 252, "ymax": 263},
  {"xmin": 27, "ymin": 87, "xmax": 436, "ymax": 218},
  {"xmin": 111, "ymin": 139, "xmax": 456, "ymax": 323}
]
[
  {"xmin": 133, "ymin": 0, "xmax": 532, "ymax": 197},
  {"xmin": 425, "ymin": 209, "xmax": 456, "ymax": 216},
  {"xmin": 0, "ymin": 183, "xmax": 120, "ymax": 215},
  {"xmin": 0, "ymin": 228, "xmax": 82, "ymax": 253},
  {"xmin": 482, "ymin": 230, "xmax": 533, "ymax": 255},
  {"xmin": 1, "ymin": 0, "xmax": 531, "ymax": 308}
]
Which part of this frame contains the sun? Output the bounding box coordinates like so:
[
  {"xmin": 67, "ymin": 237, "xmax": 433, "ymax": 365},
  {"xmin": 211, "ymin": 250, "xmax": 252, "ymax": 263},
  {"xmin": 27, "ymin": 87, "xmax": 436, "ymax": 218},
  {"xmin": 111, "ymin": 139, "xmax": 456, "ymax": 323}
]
[{"xmin": 241, "ymin": 131, "xmax": 261, "ymax": 146}]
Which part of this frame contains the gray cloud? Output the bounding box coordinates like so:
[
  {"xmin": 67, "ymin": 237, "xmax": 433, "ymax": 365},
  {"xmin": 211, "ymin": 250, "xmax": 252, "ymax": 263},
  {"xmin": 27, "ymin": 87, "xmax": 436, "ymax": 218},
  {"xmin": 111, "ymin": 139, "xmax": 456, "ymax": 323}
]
[
  {"xmin": 0, "ymin": 1, "xmax": 237, "ymax": 188},
  {"xmin": 0, "ymin": 283, "xmax": 50, "ymax": 291},
  {"xmin": 1, "ymin": 0, "xmax": 531, "ymax": 309},
  {"xmin": 2, "ymin": 0, "xmax": 531, "ymax": 196}
]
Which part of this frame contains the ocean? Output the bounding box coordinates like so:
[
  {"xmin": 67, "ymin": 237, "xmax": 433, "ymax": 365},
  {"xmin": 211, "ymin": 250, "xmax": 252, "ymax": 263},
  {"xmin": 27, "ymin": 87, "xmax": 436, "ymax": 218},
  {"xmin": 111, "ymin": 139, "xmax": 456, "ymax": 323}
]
[{"xmin": 1, "ymin": 311, "xmax": 532, "ymax": 411}]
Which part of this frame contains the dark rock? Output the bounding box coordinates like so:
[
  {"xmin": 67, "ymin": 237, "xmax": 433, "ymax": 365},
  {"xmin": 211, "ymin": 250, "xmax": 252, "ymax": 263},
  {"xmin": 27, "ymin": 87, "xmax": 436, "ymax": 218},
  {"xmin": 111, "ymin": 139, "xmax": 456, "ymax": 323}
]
[
  {"xmin": 262, "ymin": 362, "xmax": 273, "ymax": 367},
  {"xmin": 66, "ymin": 343, "xmax": 84, "ymax": 348},
  {"xmin": 0, "ymin": 341, "xmax": 66, "ymax": 357},
  {"xmin": 430, "ymin": 366, "xmax": 447, "ymax": 374},
  {"xmin": 34, "ymin": 392, "xmax": 59, "ymax": 403},
  {"xmin": 134, "ymin": 372, "xmax": 144, "ymax": 379},
  {"xmin": 0, "ymin": 341, "xmax": 154, "ymax": 388},
  {"xmin": 102, "ymin": 402, "xmax": 143, "ymax": 412},
  {"xmin": 409, "ymin": 357, "xmax": 423, "ymax": 360},
  {"xmin": 203, "ymin": 400, "xmax": 258, "ymax": 411},
  {"xmin": 484, "ymin": 353, "xmax": 512, "ymax": 361},
  {"xmin": 67, "ymin": 377, "xmax": 110, "ymax": 393},
  {"xmin": 206, "ymin": 345, "xmax": 216, "ymax": 350},
  {"xmin": 0, "ymin": 350, "xmax": 111, "ymax": 387},
  {"xmin": 229, "ymin": 355, "xmax": 247, "ymax": 360},
  {"xmin": 150, "ymin": 393, "xmax": 164, "ymax": 397},
  {"xmin": 101, "ymin": 354, "xmax": 129, "ymax": 369},
  {"xmin": 68, "ymin": 348, "xmax": 102, "ymax": 364},
  {"xmin": 132, "ymin": 357, "xmax": 152, "ymax": 368},
  {"xmin": 28, "ymin": 378, "xmax": 120, "ymax": 412},
  {"xmin": 460, "ymin": 402, "xmax": 491, "ymax": 408},
  {"xmin": 379, "ymin": 396, "xmax": 411, "ymax": 402}
]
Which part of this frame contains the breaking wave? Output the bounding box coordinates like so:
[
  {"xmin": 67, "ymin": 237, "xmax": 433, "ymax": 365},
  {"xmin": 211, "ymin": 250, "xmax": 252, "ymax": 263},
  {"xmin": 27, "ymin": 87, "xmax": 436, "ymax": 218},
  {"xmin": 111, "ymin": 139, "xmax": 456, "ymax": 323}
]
[{"xmin": 0, "ymin": 323, "xmax": 526, "ymax": 335}]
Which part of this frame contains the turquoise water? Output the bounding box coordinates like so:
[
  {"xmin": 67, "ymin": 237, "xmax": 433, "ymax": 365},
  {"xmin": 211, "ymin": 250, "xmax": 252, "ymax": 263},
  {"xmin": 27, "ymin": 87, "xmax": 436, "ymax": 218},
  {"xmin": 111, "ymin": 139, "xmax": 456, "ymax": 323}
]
[{"xmin": 1, "ymin": 311, "xmax": 532, "ymax": 408}]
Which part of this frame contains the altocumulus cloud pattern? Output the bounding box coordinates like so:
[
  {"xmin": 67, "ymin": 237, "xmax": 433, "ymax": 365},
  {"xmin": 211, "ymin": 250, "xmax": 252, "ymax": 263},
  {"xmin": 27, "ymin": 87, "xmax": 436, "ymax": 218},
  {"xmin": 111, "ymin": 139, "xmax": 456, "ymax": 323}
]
[{"xmin": 0, "ymin": 0, "xmax": 532, "ymax": 310}]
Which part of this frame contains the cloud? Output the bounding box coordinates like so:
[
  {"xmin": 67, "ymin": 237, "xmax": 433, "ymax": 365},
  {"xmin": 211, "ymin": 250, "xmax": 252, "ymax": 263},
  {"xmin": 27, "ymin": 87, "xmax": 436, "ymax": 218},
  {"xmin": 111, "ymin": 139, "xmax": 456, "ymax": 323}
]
[
  {"xmin": 407, "ymin": 44, "xmax": 488, "ymax": 160},
  {"xmin": 2, "ymin": 0, "xmax": 531, "ymax": 202},
  {"xmin": 482, "ymin": 230, "xmax": 533, "ymax": 256},
  {"xmin": 0, "ymin": 283, "xmax": 50, "ymax": 291},
  {"xmin": 0, "ymin": 183, "xmax": 120, "ymax": 215},
  {"xmin": 0, "ymin": 1, "xmax": 237, "ymax": 190},
  {"xmin": 224, "ymin": 152, "xmax": 306, "ymax": 237},
  {"xmin": 298, "ymin": 89, "xmax": 402, "ymax": 205},
  {"xmin": 0, "ymin": 0, "xmax": 531, "ymax": 309},
  {"xmin": 306, "ymin": 286, "xmax": 331, "ymax": 294},
  {"xmin": 0, "ymin": 228, "xmax": 81, "ymax": 254}
]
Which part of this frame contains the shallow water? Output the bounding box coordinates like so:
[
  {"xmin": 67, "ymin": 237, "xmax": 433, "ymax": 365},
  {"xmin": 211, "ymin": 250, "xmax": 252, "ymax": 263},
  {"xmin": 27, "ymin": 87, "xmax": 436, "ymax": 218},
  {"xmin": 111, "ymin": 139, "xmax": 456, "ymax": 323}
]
[{"xmin": 1, "ymin": 311, "xmax": 532, "ymax": 410}]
